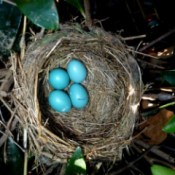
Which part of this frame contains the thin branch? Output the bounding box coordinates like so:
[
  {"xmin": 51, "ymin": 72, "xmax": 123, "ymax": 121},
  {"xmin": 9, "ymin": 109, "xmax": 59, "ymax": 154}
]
[
  {"xmin": 134, "ymin": 140, "xmax": 175, "ymax": 164},
  {"xmin": 123, "ymin": 34, "xmax": 146, "ymax": 41},
  {"xmin": 20, "ymin": 16, "xmax": 27, "ymax": 60},
  {"xmin": 132, "ymin": 142, "xmax": 175, "ymax": 170},
  {"xmin": 110, "ymin": 146, "xmax": 152, "ymax": 174},
  {"xmin": 83, "ymin": 0, "xmax": 92, "ymax": 27},
  {"xmin": 139, "ymin": 28, "xmax": 175, "ymax": 52},
  {"xmin": 128, "ymin": 49, "xmax": 158, "ymax": 59},
  {"xmin": 23, "ymin": 151, "xmax": 28, "ymax": 175},
  {"xmin": 159, "ymin": 101, "xmax": 175, "ymax": 109}
]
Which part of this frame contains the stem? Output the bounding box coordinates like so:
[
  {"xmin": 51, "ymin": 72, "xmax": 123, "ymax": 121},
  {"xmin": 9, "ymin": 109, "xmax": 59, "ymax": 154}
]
[
  {"xmin": 123, "ymin": 34, "xmax": 146, "ymax": 41},
  {"xmin": 23, "ymin": 151, "xmax": 28, "ymax": 175},
  {"xmin": 23, "ymin": 128, "xmax": 28, "ymax": 175},
  {"xmin": 83, "ymin": 0, "xmax": 92, "ymax": 27},
  {"xmin": 159, "ymin": 101, "xmax": 175, "ymax": 109},
  {"xmin": 20, "ymin": 16, "xmax": 27, "ymax": 60}
]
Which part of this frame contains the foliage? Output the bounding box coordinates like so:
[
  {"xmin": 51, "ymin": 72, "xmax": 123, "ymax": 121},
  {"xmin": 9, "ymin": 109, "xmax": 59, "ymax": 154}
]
[
  {"xmin": 0, "ymin": 3, "xmax": 22, "ymax": 55},
  {"xmin": 162, "ymin": 69, "xmax": 175, "ymax": 86},
  {"xmin": 12, "ymin": 0, "xmax": 85, "ymax": 30},
  {"xmin": 161, "ymin": 69, "xmax": 175, "ymax": 133},
  {"xmin": 162, "ymin": 115, "xmax": 175, "ymax": 133},
  {"xmin": 14, "ymin": 0, "xmax": 59, "ymax": 30},
  {"xmin": 151, "ymin": 164, "xmax": 175, "ymax": 175},
  {"xmin": 65, "ymin": 146, "xmax": 87, "ymax": 175},
  {"xmin": 3, "ymin": 138, "xmax": 23, "ymax": 175}
]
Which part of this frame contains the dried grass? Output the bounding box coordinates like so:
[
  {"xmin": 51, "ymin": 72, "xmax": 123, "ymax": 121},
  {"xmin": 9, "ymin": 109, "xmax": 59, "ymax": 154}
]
[{"xmin": 1, "ymin": 23, "xmax": 143, "ymax": 163}]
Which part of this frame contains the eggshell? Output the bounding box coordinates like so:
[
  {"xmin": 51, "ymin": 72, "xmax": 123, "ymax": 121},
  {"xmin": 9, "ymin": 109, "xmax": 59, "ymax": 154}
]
[
  {"xmin": 48, "ymin": 68, "xmax": 70, "ymax": 89},
  {"xmin": 48, "ymin": 90, "xmax": 72, "ymax": 112},
  {"xmin": 69, "ymin": 83, "xmax": 89, "ymax": 109},
  {"xmin": 67, "ymin": 59, "xmax": 87, "ymax": 83}
]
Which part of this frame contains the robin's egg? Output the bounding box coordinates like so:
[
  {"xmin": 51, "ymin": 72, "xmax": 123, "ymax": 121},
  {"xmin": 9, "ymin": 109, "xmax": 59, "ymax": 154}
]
[
  {"xmin": 48, "ymin": 90, "xmax": 72, "ymax": 112},
  {"xmin": 48, "ymin": 68, "xmax": 70, "ymax": 89},
  {"xmin": 69, "ymin": 83, "xmax": 89, "ymax": 109},
  {"xmin": 67, "ymin": 59, "xmax": 87, "ymax": 83}
]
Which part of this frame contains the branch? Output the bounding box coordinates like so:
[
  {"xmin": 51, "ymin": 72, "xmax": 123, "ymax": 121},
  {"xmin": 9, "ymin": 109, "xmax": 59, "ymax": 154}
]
[
  {"xmin": 83, "ymin": 0, "xmax": 92, "ymax": 27},
  {"xmin": 139, "ymin": 28, "xmax": 175, "ymax": 52}
]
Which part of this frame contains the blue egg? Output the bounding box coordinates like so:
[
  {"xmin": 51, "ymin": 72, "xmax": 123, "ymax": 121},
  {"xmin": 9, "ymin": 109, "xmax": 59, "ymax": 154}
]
[
  {"xmin": 48, "ymin": 90, "xmax": 72, "ymax": 112},
  {"xmin": 48, "ymin": 68, "xmax": 70, "ymax": 89},
  {"xmin": 69, "ymin": 83, "xmax": 89, "ymax": 109},
  {"xmin": 67, "ymin": 59, "xmax": 87, "ymax": 83}
]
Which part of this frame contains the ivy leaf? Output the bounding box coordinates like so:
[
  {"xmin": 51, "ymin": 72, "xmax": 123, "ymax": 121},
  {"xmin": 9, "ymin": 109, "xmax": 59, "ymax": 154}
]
[
  {"xmin": 14, "ymin": 0, "xmax": 59, "ymax": 30},
  {"xmin": 65, "ymin": 146, "xmax": 86, "ymax": 175},
  {"xmin": 151, "ymin": 164, "xmax": 175, "ymax": 175},
  {"xmin": 162, "ymin": 115, "xmax": 175, "ymax": 133},
  {"xmin": 162, "ymin": 70, "xmax": 175, "ymax": 86},
  {"xmin": 65, "ymin": 0, "xmax": 85, "ymax": 18}
]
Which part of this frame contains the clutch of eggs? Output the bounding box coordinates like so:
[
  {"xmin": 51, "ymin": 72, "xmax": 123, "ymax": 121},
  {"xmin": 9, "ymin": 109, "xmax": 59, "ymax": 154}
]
[{"xmin": 48, "ymin": 59, "xmax": 89, "ymax": 113}]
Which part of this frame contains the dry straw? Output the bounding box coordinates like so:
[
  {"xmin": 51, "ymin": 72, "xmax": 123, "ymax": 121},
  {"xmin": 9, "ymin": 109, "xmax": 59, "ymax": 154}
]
[{"xmin": 6, "ymin": 24, "xmax": 142, "ymax": 163}]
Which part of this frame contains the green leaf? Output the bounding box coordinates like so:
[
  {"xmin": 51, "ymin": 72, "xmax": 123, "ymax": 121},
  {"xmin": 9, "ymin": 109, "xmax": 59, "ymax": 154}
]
[
  {"xmin": 65, "ymin": 0, "xmax": 86, "ymax": 18},
  {"xmin": 65, "ymin": 146, "xmax": 86, "ymax": 175},
  {"xmin": 162, "ymin": 70, "xmax": 175, "ymax": 86},
  {"xmin": 162, "ymin": 115, "xmax": 175, "ymax": 133},
  {"xmin": 5, "ymin": 138, "xmax": 24, "ymax": 175},
  {"xmin": 151, "ymin": 164, "xmax": 175, "ymax": 175},
  {"xmin": 0, "ymin": 2, "xmax": 22, "ymax": 55},
  {"xmin": 14, "ymin": 0, "xmax": 59, "ymax": 30}
]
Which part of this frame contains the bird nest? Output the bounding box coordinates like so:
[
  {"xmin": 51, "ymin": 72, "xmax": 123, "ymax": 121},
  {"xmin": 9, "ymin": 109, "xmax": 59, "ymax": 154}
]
[{"xmin": 7, "ymin": 24, "xmax": 142, "ymax": 163}]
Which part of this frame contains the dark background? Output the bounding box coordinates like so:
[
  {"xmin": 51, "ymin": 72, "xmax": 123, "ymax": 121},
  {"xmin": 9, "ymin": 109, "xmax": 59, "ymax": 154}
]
[
  {"xmin": 58, "ymin": 0, "xmax": 175, "ymax": 56},
  {"xmin": 59, "ymin": 0, "xmax": 175, "ymax": 36}
]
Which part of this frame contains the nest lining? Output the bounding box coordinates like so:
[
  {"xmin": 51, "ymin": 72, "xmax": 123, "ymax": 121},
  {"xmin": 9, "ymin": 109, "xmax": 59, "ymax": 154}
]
[{"xmin": 10, "ymin": 24, "xmax": 142, "ymax": 162}]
